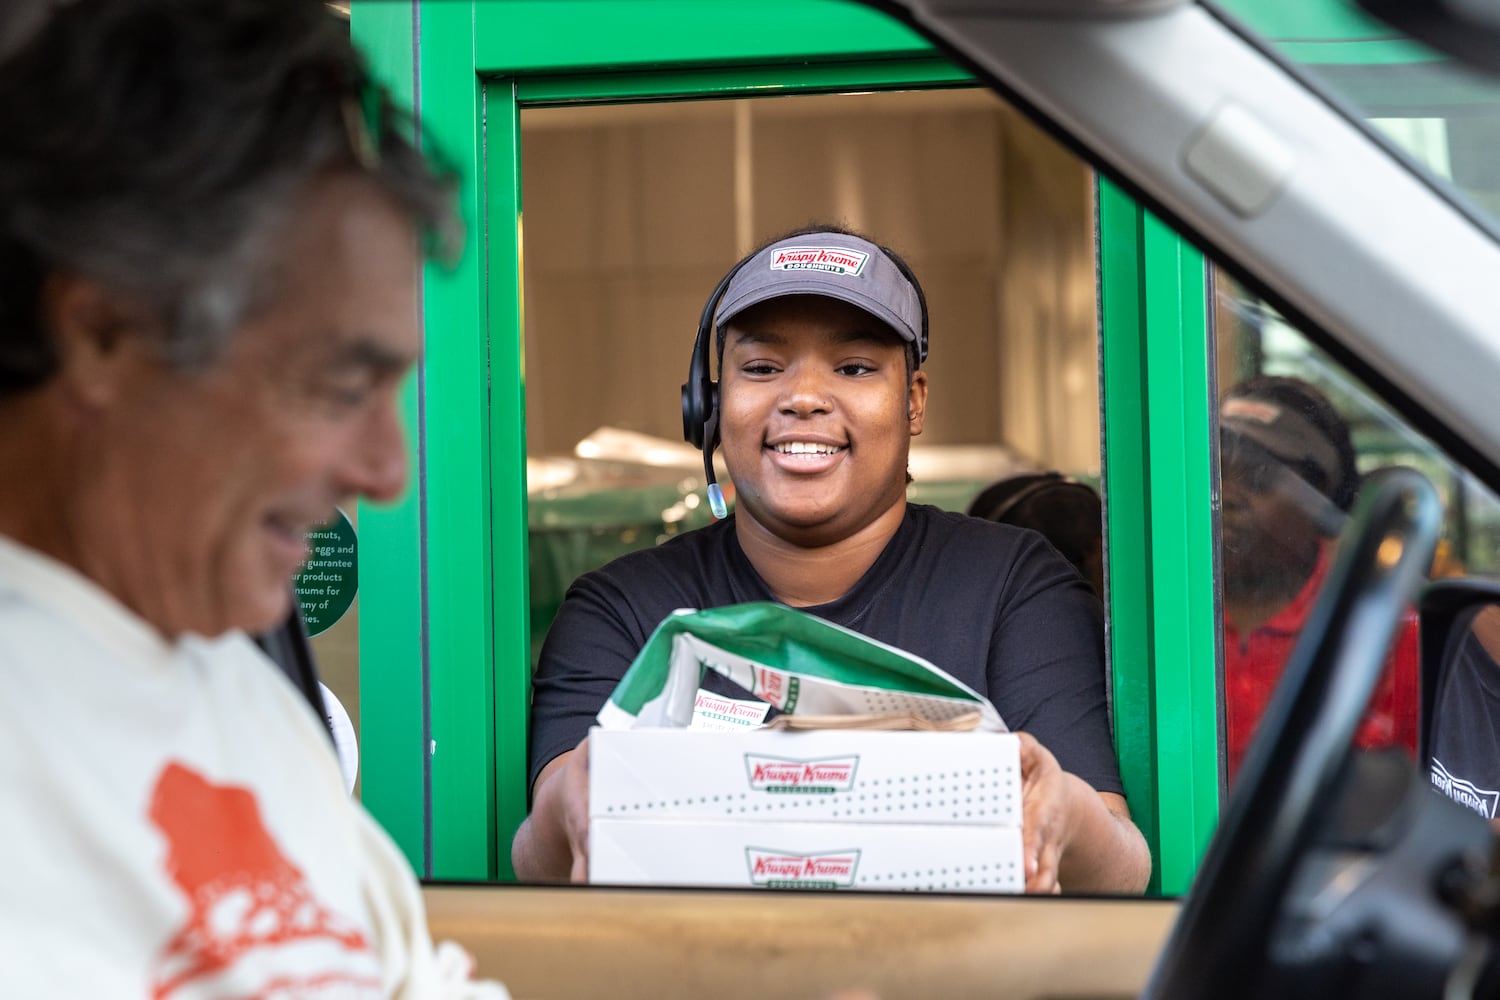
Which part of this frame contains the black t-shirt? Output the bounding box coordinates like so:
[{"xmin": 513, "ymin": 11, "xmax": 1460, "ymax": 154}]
[
  {"xmin": 1429, "ymin": 626, "xmax": 1500, "ymax": 820},
  {"xmin": 528, "ymin": 503, "xmax": 1122, "ymax": 796}
]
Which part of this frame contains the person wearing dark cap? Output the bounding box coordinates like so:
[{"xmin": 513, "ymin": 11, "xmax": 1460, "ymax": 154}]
[
  {"xmin": 968, "ymin": 473, "xmax": 1106, "ymax": 600},
  {"xmin": 1219, "ymin": 375, "xmax": 1419, "ymax": 784},
  {"xmin": 514, "ymin": 223, "xmax": 1151, "ymax": 895}
]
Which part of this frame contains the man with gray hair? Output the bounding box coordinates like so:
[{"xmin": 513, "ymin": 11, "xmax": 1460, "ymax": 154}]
[{"xmin": 0, "ymin": 1, "xmax": 504, "ymax": 995}]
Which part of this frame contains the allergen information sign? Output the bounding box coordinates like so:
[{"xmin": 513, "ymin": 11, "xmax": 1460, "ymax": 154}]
[{"xmin": 295, "ymin": 508, "xmax": 357, "ymax": 636}]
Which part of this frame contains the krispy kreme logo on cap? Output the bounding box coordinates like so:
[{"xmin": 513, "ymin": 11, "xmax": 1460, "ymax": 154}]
[
  {"xmin": 769, "ymin": 245, "xmax": 869, "ymax": 276},
  {"xmin": 745, "ymin": 754, "xmax": 859, "ymax": 794},
  {"xmin": 746, "ymin": 849, "xmax": 861, "ymax": 889},
  {"xmin": 1221, "ymin": 398, "xmax": 1282, "ymax": 425}
]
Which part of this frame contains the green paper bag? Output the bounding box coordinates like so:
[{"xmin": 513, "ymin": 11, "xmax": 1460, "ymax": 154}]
[{"xmin": 595, "ymin": 601, "xmax": 1005, "ymax": 732}]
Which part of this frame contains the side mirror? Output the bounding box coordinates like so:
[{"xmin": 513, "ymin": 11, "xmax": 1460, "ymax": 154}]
[
  {"xmin": 1358, "ymin": 0, "xmax": 1500, "ymax": 76},
  {"xmin": 1419, "ymin": 578, "xmax": 1500, "ymax": 823}
]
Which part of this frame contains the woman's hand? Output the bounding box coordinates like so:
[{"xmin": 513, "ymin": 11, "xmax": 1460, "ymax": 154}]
[
  {"xmin": 1014, "ymin": 731, "xmax": 1150, "ymax": 894},
  {"xmin": 511, "ymin": 736, "xmax": 593, "ymax": 883},
  {"xmin": 1016, "ymin": 731, "xmax": 1074, "ymax": 893}
]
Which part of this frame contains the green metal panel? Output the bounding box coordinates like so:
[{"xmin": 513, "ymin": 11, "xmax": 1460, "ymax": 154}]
[
  {"xmin": 350, "ymin": 0, "xmax": 427, "ymax": 875},
  {"xmin": 485, "ymin": 80, "xmax": 532, "ymax": 882},
  {"xmin": 1212, "ymin": 0, "xmax": 1436, "ymax": 64},
  {"xmin": 1262, "ymin": 40, "xmax": 1435, "ymax": 65},
  {"xmin": 1214, "ymin": 0, "xmax": 1407, "ymax": 40},
  {"xmin": 1097, "ymin": 184, "xmax": 1159, "ymax": 893},
  {"xmin": 418, "ymin": 1, "xmax": 501, "ymax": 882},
  {"xmin": 1138, "ymin": 209, "xmax": 1220, "ymax": 895},
  {"xmin": 1098, "ymin": 180, "xmax": 1220, "ymax": 897},
  {"xmin": 474, "ymin": 0, "xmax": 931, "ymax": 75},
  {"xmin": 516, "ymin": 57, "xmax": 971, "ymax": 105}
]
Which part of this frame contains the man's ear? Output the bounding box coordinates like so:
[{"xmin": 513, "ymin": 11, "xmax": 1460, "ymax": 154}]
[
  {"xmin": 40, "ymin": 274, "xmax": 153, "ymax": 409},
  {"xmin": 907, "ymin": 369, "xmax": 929, "ymax": 436}
]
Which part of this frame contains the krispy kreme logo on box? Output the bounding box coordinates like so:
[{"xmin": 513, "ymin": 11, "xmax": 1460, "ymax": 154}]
[
  {"xmin": 746, "ymin": 848, "xmax": 861, "ymax": 889},
  {"xmin": 769, "ymin": 246, "xmax": 869, "ymax": 276},
  {"xmin": 744, "ymin": 754, "xmax": 859, "ymax": 794}
]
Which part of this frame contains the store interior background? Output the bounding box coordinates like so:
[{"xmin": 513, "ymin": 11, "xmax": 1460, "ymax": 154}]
[{"xmin": 519, "ymin": 87, "xmax": 1103, "ymax": 661}]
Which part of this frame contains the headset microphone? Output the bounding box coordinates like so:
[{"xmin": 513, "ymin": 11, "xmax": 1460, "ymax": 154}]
[
  {"xmin": 702, "ymin": 416, "xmax": 726, "ymax": 519},
  {"xmin": 682, "ymin": 263, "xmax": 743, "ymax": 520}
]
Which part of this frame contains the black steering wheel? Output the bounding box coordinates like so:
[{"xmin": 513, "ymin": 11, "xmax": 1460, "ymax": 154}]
[{"xmin": 1142, "ymin": 466, "xmax": 1442, "ymax": 1000}]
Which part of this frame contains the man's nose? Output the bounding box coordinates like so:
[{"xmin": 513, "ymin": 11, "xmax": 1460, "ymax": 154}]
[{"xmin": 344, "ymin": 396, "xmax": 409, "ymax": 503}]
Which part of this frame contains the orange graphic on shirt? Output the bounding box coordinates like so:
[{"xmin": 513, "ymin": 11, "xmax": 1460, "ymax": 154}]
[{"xmin": 148, "ymin": 762, "xmax": 380, "ymax": 999}]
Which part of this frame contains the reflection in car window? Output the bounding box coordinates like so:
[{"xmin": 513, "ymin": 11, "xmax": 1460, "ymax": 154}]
[
  {"xmin": 1213, "ymin": 269, "xmax": 1500, "ymax": 791},
  {"xmin": 1217, "ymin": 1, "xmax": 1500, "ymax": 233}
]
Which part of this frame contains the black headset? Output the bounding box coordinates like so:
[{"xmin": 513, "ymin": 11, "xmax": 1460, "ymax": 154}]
[
  {"xmin": 680, "ymin": 259, "xmax": 746, "ymax": 454},
  {"xmin": 680, "ymin": 241, "xmax": 929, "ymax": 519}
]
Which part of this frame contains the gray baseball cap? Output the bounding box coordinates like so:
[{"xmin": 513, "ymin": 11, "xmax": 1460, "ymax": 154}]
[
  {"xmin": 714, "ymin": 231, "xmax": 926, "ymax": 365},
  {"xmin": 1220, "ymin": 394, "xmax": 1343, "ymax": 498}
]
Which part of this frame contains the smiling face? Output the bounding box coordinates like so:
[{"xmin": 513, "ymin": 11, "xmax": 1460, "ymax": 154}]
[
  {"xmin": 50, "ymin": 174, "xmax": 420, "ymax": 637},
  {"xmin": 718, "ymin": 294, "xmax": 927, "ymax": 549}
]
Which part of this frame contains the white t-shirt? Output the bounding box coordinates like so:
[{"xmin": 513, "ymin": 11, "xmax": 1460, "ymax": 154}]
[{"xmin": 0, "ymin": 535, "xmax": 506, "ymax": 999}]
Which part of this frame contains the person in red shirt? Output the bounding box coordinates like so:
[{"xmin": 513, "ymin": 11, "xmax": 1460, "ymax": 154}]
[{"xmin": 1219, "ymin": 376, "xmax": 1419, "ymax": 785}]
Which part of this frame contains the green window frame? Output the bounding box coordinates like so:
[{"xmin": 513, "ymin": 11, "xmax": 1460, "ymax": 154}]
[{"xmin": 351, "ymin": 0, "xmax": 1219, "ymax": 893}]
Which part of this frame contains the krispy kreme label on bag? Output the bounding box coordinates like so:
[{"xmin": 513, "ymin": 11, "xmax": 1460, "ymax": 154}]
[{"xmin": 688, "ymin": 690, "xmax": 772, "ymax": 731}]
